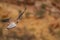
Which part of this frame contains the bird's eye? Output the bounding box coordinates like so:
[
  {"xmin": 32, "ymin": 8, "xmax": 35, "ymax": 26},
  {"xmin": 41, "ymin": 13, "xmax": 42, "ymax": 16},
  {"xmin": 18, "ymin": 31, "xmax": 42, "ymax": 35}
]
[{"xmin": 1, "ymin": 18, "xmax": 10, "ymax": 22}]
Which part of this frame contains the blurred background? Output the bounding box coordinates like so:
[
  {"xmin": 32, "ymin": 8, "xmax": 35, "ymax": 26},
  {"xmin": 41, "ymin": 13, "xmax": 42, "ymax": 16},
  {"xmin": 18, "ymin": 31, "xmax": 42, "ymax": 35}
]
[{"xmin": 0, "ymin": 0, "xmax": 60, "ymax": 40}]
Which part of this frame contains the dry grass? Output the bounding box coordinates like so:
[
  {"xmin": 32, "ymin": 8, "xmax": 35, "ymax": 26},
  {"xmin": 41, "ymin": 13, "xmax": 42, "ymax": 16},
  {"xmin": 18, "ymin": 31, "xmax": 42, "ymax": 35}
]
[
  {"xmin": 35, "ymin": 4, "xmax": 46, "ymax": 19},
  {"xmin": 0, "ymin": 0, "xmax": 60, "ymax": 40},
  {"xmin": 25, "ymin": 12, "xmax": 31, "ymax": 18}
]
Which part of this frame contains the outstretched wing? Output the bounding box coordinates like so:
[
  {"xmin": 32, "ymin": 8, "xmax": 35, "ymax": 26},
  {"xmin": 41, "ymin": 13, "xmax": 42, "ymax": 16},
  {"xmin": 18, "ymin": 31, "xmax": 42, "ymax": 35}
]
[{"xmin": 17, "ymin": 6, "xmax": 26, "ymax": 20}]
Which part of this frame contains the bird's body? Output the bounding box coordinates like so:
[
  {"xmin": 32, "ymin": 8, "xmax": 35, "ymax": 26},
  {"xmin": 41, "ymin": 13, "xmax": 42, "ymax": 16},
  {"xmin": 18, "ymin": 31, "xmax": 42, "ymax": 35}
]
[{"xmin": 7, "ymin": 22, "xmax": 16, "ymax": 29}]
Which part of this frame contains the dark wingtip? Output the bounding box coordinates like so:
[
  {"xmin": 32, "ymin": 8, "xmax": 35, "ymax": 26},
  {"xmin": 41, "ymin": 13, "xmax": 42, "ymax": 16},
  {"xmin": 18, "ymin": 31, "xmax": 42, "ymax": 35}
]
[{"xmin": 1, "ymin": 18, "xmax": 10, "ymax": 22}]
